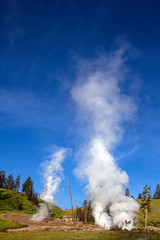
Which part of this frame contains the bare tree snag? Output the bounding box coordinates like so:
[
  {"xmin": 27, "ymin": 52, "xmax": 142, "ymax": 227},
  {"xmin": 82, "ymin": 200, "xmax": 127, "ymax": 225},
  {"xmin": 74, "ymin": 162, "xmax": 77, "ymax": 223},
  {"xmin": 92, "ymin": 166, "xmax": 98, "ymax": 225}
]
[
  {"xmin": 67, "ymin": 176, "xmax": 73, "ymax": 222},
  {"xmin": 145, "ymin": 206, "xmax": 147, "ymax": 230}
]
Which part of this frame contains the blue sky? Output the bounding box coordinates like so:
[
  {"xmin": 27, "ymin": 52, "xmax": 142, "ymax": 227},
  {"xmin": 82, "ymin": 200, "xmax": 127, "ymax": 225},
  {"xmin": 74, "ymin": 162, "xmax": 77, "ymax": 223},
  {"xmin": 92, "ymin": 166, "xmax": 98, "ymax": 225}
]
[{"xmin": 0, "ymin": 0, "xmax": 160, "ymax": 209}]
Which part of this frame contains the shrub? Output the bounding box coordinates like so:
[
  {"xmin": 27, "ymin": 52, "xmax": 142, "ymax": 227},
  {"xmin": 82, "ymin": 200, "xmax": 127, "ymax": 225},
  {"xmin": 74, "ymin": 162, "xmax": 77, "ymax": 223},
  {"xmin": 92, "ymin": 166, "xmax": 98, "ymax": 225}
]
[{"xmin": 14, "ymin": 198, "xmax": 23, "ymax": 210}]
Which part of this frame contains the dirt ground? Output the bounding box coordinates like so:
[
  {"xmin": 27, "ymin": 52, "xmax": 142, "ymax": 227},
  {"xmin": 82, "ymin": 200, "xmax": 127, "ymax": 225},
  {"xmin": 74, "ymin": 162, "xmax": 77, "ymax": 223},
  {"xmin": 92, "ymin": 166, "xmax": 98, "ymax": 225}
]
[
  {"xmin": 2, "ymin": 214, "xmax": 160, "ymax": 234},
  {"xmin": 2, "ymin": 214, "xmax": 102, "ymax": 232}
]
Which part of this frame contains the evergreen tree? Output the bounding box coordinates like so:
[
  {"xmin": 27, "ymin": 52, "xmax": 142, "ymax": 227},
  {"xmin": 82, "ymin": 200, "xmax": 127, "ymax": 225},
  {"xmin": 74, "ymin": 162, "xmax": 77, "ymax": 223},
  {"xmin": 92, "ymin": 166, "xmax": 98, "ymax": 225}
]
[
  {"xmin": 77, "ymin": 207, "xmax": 82, "ymax": 221},
  {"xmin": 22, "ymin": 177, "xmax": 33, "ymax": 200},
  {"xmin": 153, "ymin": 184, "xmax": 160, "ymax": 199},
  {"xmin": 125, "ymin": 188, "xmax": 130, "ymax": 197},
  {"xmin": 0, "ymin": 171, "xmax": 5, "ymax": 188},
  {"xmin": 6, "ymin": 174, "xmax": 15, "ymax": 190},
  {"xmin": 87, "ymin": 201, "xmax": 92, "ymax": 222},
  {"xmin": 87, "ymin": 201, "xmax": 94, "ymax": 223},
  {"xmin": 138, "ymin": 193, "xmax": 142, "ymax": 199},
  {"xmin": 140, "ymin": 184, "xmax": 151, "ymax": 230},
  {"xmin": 31, "ymin": 192, "xmax": 39, "ymax": 206},
  {"xmin": 83, "ymin": 200, "xmax": 88, "ymax": 223},
  {"xmin": 15, "ymin": 174, "xmax": 20, "ymax": 192},
  {"xmin": 14, "ymin": 197, "xmax": 23, "ymax": 210},
  {"xmin": 75, "ymin": 201, "xmax": 94, "ymax": 224}
]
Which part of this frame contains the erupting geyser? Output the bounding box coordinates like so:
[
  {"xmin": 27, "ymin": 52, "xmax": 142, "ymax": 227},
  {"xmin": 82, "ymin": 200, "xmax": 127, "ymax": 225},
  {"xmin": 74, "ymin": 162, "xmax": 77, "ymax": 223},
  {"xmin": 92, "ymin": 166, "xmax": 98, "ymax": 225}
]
[
  {"xmin": 31, "ymin": 148, "xmax": 68, "ymax": 221},
  {"xmin": 71, "ymin": 44, "xmax": 139, "ymax": 230}
]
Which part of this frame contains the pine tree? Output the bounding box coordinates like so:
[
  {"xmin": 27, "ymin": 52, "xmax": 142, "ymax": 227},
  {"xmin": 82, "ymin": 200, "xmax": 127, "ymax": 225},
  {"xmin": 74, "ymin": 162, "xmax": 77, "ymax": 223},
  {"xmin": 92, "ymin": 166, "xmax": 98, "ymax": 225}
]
[
  {"xmin": 140, "ymin": 184, "xmax": 151, "ymax": 230},
  {"xmin": 15, "ymin": 174, "xmax": 20, "ymax": 192},
  {"xmin": 77, "ymin": 207, "xmax": 82, "ymax": 221},
  {"xmin": 88, "ymin": 201, "xmax": 92, "ymax": 222},
  {"xmin": 31, "ymin": 192, "xmax": 39, "ymax": 206},
  {"xmin": 138, "ymin": 193, "xmax": 142, "ymax": 199},
  {"xmin": 153, "ymin": 184, "xmax": 160, "ymax": 199},
  {"xmin": 87, "ymin": 201, "xmax": 94, "ymax": 223},
  {"xmin": 0, "ymin": 171, "xmax": 5, "ymax": 188},
  {"xmin": 6, "ymin": 174, "xmax": 15, "ymax": 190},
  {"xmin": 83, "ymin": 200, "xmax": 88, "ymax": 223},
  {"xmin": 125, "ymin": 188, "xmax": 130, "ymax": 197},
  {"xmin": 22, "ymin": 177, "xmax": 33, "ymax": 200}
]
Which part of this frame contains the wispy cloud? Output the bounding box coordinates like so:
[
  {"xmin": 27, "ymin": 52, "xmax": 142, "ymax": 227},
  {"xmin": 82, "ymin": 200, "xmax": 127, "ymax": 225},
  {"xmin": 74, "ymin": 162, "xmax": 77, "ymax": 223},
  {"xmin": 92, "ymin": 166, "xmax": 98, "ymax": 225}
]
[
  {"xmin": 117, "ymin": 146, "xmax": 138, "ymax": 161},
  {"xmin": 0, "ymin": 88, "xmax": 58, "ymax": 129}
]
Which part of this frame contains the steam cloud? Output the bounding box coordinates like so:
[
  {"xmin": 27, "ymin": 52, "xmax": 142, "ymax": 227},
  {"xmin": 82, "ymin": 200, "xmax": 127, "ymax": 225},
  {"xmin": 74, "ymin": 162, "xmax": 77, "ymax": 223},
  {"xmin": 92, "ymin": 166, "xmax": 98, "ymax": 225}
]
[
  {"xmin": 32, "ymin": 148, "xmax": 68, "ymax": 221},
  {"xmin": 71, "ymin": 45, "xmax": 139, "ymax": 230}
]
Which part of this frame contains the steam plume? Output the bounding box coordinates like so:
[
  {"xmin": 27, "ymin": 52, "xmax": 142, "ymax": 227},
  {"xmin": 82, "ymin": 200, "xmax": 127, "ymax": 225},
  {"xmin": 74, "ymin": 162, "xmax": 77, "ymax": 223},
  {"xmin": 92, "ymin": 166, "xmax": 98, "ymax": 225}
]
[
  {"xmin": 32, "ymin": 148, "xmax": 68, "ymax": 221},
  {"xmin": 71, "ymin": 45, "xmax": 139, "ymax": 230}
]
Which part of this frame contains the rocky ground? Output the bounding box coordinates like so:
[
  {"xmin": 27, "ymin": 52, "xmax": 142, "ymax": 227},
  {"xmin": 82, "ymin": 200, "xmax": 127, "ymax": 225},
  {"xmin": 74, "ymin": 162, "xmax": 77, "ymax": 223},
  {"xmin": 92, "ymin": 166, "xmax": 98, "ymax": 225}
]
[
  {"xmin": 2, "ymin": 214, "xmax": 102, "ymax": 232},
  {"xmin": 3, "ymin": 214, "xmax": 160, "ymax": 233}
]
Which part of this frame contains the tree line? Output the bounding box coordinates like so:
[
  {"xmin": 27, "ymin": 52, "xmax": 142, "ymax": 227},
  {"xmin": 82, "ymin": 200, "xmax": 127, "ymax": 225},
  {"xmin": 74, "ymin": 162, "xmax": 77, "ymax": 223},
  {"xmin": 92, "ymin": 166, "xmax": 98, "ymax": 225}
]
[
  {"xmin": 0, "ymin": 170, "xmax": 20, "ymax": 192},
  {"xmin": 124, "ymin": 184, "xmax": 160, "ymax": 200},
  {"xmin": 75, "ymin": 200, "xmax": 95, "ymax": 223},
  {"xmin": 126, "ymin": 184, "xmax": 160, "ymax": 229},
  {"xmin": 138, "ymin": 184, "xmax": 160, "ymax": 200},
  {"xmin": 0, "ymin": 170, "xmax": 39, "ymax": 206}
]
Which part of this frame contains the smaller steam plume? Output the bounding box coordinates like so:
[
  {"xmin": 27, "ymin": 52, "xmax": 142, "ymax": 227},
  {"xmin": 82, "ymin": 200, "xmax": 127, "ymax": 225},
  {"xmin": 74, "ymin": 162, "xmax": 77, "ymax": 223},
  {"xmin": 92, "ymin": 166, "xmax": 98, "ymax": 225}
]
[
  {"xmin": 31, "ymin": 148, "xmax": 68, "ymax": 221},
  {"xmin": 31, "ymin": 203, "xmax": 49, "ymax": 221}
]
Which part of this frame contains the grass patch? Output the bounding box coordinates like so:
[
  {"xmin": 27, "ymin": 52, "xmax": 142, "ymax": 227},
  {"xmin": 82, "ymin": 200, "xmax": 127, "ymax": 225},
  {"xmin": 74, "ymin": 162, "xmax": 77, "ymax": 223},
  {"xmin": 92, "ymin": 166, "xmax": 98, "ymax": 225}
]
[
  {"xmin": 137, "ymin": 199, "xmax": 160, "ymax": 228},
  {"xmin": 0, "ymin": 189, "xmax": 66, "ymax": 218},
  {"xmin": 0, "ymin": 215, "xmax": 27, "ymax": 232},
  {"xmin": 0, "ymin": 189, "xmax": 36, "ymax": 215},
  {"xmin": 0, "ymin": 230, "xmax": 160, "ymax": 240},
  {"xmin": 51, "ymin": 206, "xmax": 65, "ymax": 218}
]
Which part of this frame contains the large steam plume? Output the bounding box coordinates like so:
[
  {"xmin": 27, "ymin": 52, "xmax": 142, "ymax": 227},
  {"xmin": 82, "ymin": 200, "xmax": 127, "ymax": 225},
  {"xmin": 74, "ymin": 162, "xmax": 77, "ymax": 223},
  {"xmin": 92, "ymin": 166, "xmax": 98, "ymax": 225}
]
[
  {"xmin": 71, "ymin": 45, "xmax": 139, "ymax": 230},
  {"xmin": 32, "ymin": 148, "xmax": 68, "ymax": 221}
]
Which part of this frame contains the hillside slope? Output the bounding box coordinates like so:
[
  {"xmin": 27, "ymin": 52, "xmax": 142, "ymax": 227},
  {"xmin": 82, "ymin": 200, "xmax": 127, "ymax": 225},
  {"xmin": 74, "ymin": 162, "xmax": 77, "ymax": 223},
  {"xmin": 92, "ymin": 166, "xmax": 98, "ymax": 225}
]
[
  {"xmin": 1, "ymin": 189, "xmax": 160, "ymax": 229},
  {"xmin": 0, "ymin": 189, "xmax": 36, "ymax": 215},
  {"xmin": 137, "ymin": 199, "xmax": 160, "ymax": 228},
  {"xmin": 0, "ymin": 188, "xmax": 66, "ymax": 218}
]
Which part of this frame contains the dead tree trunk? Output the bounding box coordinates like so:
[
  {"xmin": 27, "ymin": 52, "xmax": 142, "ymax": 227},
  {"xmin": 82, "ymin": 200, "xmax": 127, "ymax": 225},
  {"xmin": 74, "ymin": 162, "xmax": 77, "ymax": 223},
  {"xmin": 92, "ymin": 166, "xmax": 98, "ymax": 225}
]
[
  {"xmin": 67, "ymin": 176, "xmax": 74, "ymax": 222},
  {"xmin": 75, "ymin": 199, "xmax": 78, "ymax": 223},
  {"xmin": 145, "ymin": 206, "xmax": 147, "ymax": 230}
]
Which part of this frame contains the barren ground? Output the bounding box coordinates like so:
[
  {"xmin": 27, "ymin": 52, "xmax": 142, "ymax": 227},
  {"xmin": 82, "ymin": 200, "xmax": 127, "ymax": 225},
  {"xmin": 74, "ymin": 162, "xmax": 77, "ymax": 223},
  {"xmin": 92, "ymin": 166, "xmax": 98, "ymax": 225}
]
[
  {"xmin": 3, "ymin": 214, "xmax": 160, "ymax": 234},
  {"xmin": 2, "ymin": 214, "xmax": 102, "ymax": 232}
]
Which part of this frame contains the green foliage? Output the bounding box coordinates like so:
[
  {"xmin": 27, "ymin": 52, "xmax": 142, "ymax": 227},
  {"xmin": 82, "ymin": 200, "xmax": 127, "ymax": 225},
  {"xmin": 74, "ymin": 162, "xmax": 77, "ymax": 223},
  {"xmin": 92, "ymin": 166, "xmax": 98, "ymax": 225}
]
[
  {"xmin": 153, "ymin": 184, "xmax": 160, "ymax": 199},
  {"xmin": 0, "ymin": 171, "xmax": 5, "ymax": 188},
  {"xmin": 51, "ymin": 206, "xmax": 65, "ymax": 218},
  {"xmin": 13, "ymin": 198, "xmax": 23, "ymax": 210},
  {"xmin": 76, "ymin": 200, "xmax": 94, "ymax": 223},
  {"xmin": 137, "ymin": 199, "xmax": 160, "ymax": 228},
  {"xmin": 138, "ymin": 193, "xmax": 142, "ymax": 199},
  {"xmin": 0, "ymin": 188, "xmax": 37, "ymax": 215},
  {"xmin": 22, "ymin": 177, "xmax": 33, "ymax": 200},
  {"xmin": 31, "ymin": 193, "xmax": 39, "ymax": 207},
  {"xmin": 137, "ymin": 215, "xmax": 160, "ymax": 228},
  {"xmin": 0, "ymin": 216, "xmax": 27, "ymax": 232},
  {"xmin": 83, "ymin": 200, "xmax": 88, "ymax": 223},
  {"xmin": 0, "ymin": 188, "xmax": 66, "ymax": 218},
  {"xmin": 87, "ymin": 201, "xmax": 94, "ymax": 223},
  {"xmin": 140, "ymin": 184, "xmax": 151, "ymax": 214},
  {"xmin": 6, "ymin": 174, "xmax": 15, "ymax": 191},
  {"xmin": 0, "ymin": 170, "xmax": 21, "ymax": 193},
  {"xmin": 15, "ymin": 175, "xmax": 20, "ymax": 193}
]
